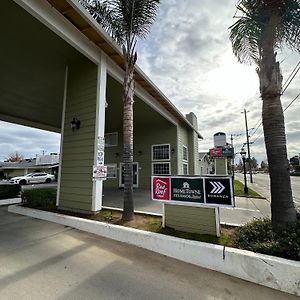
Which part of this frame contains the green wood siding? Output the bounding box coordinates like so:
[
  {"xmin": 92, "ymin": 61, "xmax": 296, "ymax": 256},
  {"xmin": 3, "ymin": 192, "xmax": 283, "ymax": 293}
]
[
  {"xmin": 165, "ymin": 204, "xmax": 217, "ymax": 235},
  {"xmin": 59, "ymin": 60, "xmax": 97, "ymax": 212}
]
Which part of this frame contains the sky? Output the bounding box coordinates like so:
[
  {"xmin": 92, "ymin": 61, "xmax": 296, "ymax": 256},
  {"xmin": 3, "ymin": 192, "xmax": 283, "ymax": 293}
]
[{"xmin": 1, "ymin": 0, "xmax": 300, "ymax": 163}]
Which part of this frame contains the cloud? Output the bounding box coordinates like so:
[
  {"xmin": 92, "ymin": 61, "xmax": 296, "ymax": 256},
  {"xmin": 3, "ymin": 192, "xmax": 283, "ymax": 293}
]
[{"xmin": 1, "ymin": 1, "xmax": 299, "ymax": 164}]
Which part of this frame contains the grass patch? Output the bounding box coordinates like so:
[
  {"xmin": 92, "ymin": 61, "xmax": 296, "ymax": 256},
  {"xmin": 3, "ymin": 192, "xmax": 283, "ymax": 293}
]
[{"xmin": 234, "ymin": 180, "xmax": 263, "ymax": 198}]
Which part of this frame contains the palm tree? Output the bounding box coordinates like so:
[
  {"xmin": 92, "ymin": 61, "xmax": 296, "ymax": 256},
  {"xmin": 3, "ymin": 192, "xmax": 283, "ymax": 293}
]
[
  {"xmin": 229, "ymin": 0, "xmax": 300, "ymax": 230},
  {"xmin": 82, "ymin": 0, "xmax": 160, "ymax": 221}
]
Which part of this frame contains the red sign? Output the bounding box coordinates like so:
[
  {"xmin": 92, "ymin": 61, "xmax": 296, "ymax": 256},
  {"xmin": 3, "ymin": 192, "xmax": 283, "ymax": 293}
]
[
  {"xmin": 152, "ymin": 177, "xmax": 170, "ymax": 201},
  {"xmin": 210, "ymin": 148, "xmax": 222, "ymax": 157}
]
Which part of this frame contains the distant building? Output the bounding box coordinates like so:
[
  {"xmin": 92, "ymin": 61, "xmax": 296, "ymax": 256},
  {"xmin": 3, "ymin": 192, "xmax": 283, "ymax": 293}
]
[
  {"xmin": 199, "ymin": 152, "xmax": 212, "ymax": 175},
  {"xmin": 0, "ymin": 154, "xmax": 59, "ymax": 179}
]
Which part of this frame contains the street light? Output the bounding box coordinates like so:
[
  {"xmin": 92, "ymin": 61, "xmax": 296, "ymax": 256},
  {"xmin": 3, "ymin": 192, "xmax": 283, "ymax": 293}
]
[{"xmin": 240, "ymin": 147, "xmax": 249, "ymax": 193}]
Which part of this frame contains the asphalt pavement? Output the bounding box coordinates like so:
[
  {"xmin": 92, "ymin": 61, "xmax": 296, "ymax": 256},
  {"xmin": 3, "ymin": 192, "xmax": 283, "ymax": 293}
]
[
  {"xmin": 235, "ymin": 173, "xmax": 300, "ymax": 208},
  {"xmin": 0, "ymin": 206, "xmax": 297, "ymax": 300}
]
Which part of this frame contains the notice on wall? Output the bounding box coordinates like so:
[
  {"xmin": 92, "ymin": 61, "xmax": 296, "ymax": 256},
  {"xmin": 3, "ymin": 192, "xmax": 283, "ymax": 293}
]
[{"xmin": 152, "ymin": 176, "xmax": 234, "ymax": 208}]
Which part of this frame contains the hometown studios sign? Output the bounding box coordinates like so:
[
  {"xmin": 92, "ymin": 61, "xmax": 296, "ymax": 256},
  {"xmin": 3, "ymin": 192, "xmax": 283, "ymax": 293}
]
[{"xmin": 152, "ymin": 176, "xmax": 234, "ymax": 207}]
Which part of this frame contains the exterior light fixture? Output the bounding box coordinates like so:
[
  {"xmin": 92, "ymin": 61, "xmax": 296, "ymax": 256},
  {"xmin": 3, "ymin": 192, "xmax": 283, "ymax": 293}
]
[
  {"xmin": 138, "ymin": 151, "xmax": 142, "ymax": 156},
  {"xmin": 171, "ymin": 148, "xmax": 175, "ymax": 154},
  {"xmin": 70, "ymin": 118, "xmax": 81, "ymax": 131}
]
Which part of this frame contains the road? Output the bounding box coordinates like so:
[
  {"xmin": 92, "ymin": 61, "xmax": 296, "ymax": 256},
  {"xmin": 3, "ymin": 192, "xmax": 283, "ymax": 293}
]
[
  {"xmin": 236, "ymin": 173, "xmax": 300, "ymax": 208},
  {"xmin": 0, "ymin": 206, "xmax": 297, "ymax": 300}
]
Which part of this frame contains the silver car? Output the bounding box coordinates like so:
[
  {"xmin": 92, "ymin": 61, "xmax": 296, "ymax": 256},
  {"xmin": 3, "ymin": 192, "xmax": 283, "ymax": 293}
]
[{"xmin": 9, "ymin": 173, "xmax": 55, "ymax": 185}]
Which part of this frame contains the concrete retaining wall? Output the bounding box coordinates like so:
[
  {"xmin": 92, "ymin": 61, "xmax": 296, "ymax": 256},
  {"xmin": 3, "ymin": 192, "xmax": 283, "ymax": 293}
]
[{"xmin": 8, "ymin": 205, "xmax": 300, "ymax": 296}]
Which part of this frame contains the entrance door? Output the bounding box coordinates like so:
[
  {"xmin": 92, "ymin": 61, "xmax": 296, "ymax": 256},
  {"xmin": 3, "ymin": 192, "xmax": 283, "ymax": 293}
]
[{"xmin": 119, "ymin": 163, "xmax": 138, "ymax": 188}]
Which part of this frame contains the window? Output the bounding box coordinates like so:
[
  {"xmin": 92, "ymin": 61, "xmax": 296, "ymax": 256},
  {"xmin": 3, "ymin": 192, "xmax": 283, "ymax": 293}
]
[
  {"xmin": 152, "ymin": 162, "xmax": 171, "ymax": 175},
  {"xmin": 183, "ymin": 163, "xmax": 188, "ymax": 175},
  {"xmin": 152, "ymin": 144, "xmax": 170, "ymax": 161},
  {"xmin": 105, "ymin": 132, "xmax": 118, "ymax": 147},
  {"xmin": 107, "ymin": 164, "xmax": 117, "ymax": 178},
  {"xmin": 183, "ymin": 146, "xmax": 188, "ymax": 162}
]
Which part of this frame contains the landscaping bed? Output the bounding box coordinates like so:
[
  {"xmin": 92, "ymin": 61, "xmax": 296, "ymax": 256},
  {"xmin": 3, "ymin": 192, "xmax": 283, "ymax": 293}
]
[{"xmin": 21, "ymin": 188, "xmax": 299, "ymax": 261}]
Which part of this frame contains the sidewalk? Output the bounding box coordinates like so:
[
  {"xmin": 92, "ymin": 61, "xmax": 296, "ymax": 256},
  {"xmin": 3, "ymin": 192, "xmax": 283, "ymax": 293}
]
[{"xmin": 102, "ymin": 188, "xmax": 271, "ymax": 226}]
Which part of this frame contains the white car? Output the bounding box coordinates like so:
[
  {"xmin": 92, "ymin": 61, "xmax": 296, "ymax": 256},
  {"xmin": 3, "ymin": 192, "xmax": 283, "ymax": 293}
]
[{"xmin": 9, "ymin": 173, "xmax": 55, "ymax": 185}]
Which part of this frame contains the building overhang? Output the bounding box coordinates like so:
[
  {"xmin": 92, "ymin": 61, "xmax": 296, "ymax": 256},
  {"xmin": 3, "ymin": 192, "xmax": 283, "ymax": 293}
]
[{"xmin": 45, "ymin": 0, "xmax": 203, "ymax": 139}]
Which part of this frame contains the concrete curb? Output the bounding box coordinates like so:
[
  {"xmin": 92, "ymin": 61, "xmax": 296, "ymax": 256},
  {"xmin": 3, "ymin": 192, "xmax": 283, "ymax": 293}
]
[
  {"xmin": 8, "ymin": 204, "xmax": 300, "ymax": 296},
  {"xmin": 0, "ymin": 198, "xmax": 22, "ymax": 206}
]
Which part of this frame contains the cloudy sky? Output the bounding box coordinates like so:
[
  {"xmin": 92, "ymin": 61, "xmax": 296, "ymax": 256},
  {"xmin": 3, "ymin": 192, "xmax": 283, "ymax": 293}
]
[{"xmin": 1, "ymin": 0, "xmax": 299, "ymax": 163}]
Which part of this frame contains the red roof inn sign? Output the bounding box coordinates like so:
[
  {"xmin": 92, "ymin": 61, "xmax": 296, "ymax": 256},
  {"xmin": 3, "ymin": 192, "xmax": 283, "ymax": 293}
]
[{"xmin": 152, "ymin": 176, "xmax": 234, "ymax": 208}]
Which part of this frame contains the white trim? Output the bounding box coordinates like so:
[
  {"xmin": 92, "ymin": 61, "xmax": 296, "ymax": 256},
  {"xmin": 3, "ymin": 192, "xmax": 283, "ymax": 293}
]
[
  {"xmin": 151, "ymin": 144, "xmax": 171, "ymax": 161},
  {"xmin": 56, "ymin": 66, "xmax": 68, "ymax": 206},
  {"xmin": 91, "ymin": 55, "xmax": 107, "ymax": 212},
  {"xmin": 176, "ymin": 125, "xmax": 180, "ymax": 174},
  {"xmin": 13, "ymin": 0, "xmax": 101, "ymax": 64},
  {"xmin": 106, "ymin": 163, "xmax": 118, "ymax": 179},
  {"xmin": 152, "ymin": 162, "xmax": 171, "ymax": 176},
  {"xmin": 0, "ymin": 113, "xmax": 60, "ymax": 133},
  {"xmin": 183, "ymin": 163, "xmax": 189, "ymax": 175},
  {"xmin": 119, "ymin": 162, "xmax": 139, "ymax": 188},
  {"xmin": 215, "ymin": 207, "xmax": 221, "ymax": 237},
  {"xmin": 182, "ymin": 145, "xmax": 188, "ymax": 162}
]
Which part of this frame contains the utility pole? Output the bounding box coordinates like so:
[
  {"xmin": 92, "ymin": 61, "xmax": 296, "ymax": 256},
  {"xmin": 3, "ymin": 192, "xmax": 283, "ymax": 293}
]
[{"xmin": 242, "ymin": 109, "xmax": 253, "ymax": 183}]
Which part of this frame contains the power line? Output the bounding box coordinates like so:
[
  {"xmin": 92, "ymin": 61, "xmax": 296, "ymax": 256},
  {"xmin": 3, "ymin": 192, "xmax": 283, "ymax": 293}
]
[
  {"xmin": 282, "ymin": 60, "xmax": 300, "ymax": 92},
  {"xmin": 283, "ymin": 92, "xmax": 300, "ymax": 112},
  {"xmin": 282, "ymin": 63, "xmax": 300, "ymax": 95}
]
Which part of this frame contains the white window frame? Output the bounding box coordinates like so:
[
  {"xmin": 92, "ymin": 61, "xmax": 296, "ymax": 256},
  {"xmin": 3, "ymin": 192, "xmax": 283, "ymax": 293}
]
[
  {"xmin": 105, "ymin": 132, "xmax": 118, "ymax": 147},
  {"xmin": 106, "ymin": 164, "xmax": 118, "ymax": 178},
  {"xmin": 183, "ymin": 163, "xmax": 189, "ymax": 175},
  {"xmin": 119, "ymin": 162, "xmax": 139, "ymax": 188},
  {"xmin": 152, "ymin": 144, "xmax": 171, "ymax": 161},
  {"xmin": 183, "ymin": 145, "xmax": 188, "ymax": 162},
  {"xmin": 152, "ymin": 162, "xmax": 171, "ymax": 175}
]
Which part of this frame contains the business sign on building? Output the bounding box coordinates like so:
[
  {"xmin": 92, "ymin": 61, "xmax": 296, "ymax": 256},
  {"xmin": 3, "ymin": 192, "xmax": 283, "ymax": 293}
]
[
  {"xmin": 210, "ymin": 148, "xmax": 222, "ymax": 157},
  {"xmin": 152, "ymin": 176, "xmax": 234, "ymax": 207},
  {"xmin": 210, "ymin": 147, "xmax": 234, "ymax": 157}
]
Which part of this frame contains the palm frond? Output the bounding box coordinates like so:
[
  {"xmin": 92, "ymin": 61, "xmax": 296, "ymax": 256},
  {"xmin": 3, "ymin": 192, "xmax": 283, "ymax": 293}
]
[
  {"xmin": 80, "ymin": 0, "xmax": 159, "ymax": 49},
  {"xmin": 229, "ymin": 0, "xmax": 300, "ymax": 64}
]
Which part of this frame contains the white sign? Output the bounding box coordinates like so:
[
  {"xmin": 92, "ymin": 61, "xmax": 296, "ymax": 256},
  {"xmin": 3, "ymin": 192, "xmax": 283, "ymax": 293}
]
[
  {"xmin": 97, "ymin": 151, "xmax": 105, "ymax": 166},
  {"xmin": 93, "ymin": 165, "xmax": 107, "ymax": 179},
  {"xmin": 97, "ymin": 136, "xmax": 105, "ymax": 151}
]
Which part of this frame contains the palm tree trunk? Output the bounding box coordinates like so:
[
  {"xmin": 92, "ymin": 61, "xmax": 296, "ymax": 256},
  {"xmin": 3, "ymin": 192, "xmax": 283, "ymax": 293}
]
[
  {"xmin": 258, "ymin": 50, "xmax": 296, "ymax": 231},
  {"xmin": 122, "ymin": 56, "xmax": 135, "ymax": 221}
]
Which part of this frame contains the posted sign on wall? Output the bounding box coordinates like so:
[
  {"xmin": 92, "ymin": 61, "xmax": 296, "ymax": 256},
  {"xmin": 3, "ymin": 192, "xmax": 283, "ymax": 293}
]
[{"xmin": 152, "ymin": 176, "xmax": 234, "ymax": 207}]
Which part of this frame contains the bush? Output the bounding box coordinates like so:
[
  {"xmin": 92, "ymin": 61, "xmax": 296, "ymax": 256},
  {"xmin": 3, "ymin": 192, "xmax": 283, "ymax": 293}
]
[
  {"xmin": 233, "ymin": 212, "xmax": 300, "ymax": 261},
  {"xmin": 21, "ymin": 188, "xmax": 56, "ymax": 210},
  {"xmin": 0, "ymin": 184, "xmax": 21, "ymax": 199}
]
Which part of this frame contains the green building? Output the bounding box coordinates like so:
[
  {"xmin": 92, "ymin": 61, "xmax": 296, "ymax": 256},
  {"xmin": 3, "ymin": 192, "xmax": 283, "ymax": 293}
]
[{"xmin": 0, "ymin": 0, "xmax": 202, "ymax": 213}]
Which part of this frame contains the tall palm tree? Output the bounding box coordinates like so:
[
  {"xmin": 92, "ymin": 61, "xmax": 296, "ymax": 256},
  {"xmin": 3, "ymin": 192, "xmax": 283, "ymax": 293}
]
[
  {"xmin": 229, "ymin": 0, "xmax": 300, "ymax": 230},
  {"xmin": 82, "ymin": 0, "xmax": 160, "ymax": 221}
]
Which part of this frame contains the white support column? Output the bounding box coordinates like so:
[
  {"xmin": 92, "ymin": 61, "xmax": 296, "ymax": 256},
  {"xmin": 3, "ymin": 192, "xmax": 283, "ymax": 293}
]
[{"xmin": 91, "ymin": 55, "xmax": 107, "ymax": 212}]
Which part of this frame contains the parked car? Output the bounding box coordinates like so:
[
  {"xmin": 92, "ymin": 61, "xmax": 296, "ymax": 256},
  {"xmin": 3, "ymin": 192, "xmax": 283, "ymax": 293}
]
[{"xmin": 9, "ymin": 173, "xmax": 55, "ymax": 185}]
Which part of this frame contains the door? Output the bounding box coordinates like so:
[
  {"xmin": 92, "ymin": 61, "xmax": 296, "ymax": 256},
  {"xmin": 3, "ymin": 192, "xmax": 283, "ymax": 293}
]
[{"xmin": 119, "ymin": 163, "xmax": 138, "ymax": 188}]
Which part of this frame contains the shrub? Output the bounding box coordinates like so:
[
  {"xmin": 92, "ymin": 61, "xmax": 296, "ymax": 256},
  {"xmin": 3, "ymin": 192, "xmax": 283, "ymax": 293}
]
[
  {"xmin": 233, "ymin": 212, "xmax": 300, "ymax": 261},
  {"xmin": 21, "ymin": 188, "xmax": 56, "ymax": 210},
  {"xmin": 0, "ymin": 184, "xmax": 21, "ymax": 199}
]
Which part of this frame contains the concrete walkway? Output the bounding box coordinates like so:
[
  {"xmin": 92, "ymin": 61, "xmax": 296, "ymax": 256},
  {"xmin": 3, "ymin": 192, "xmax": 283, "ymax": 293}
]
[
  {"xmin": 102, "ymin": 188, "xmax": 270, "ymax": 226},
  {"xmin": 0, "ymin": 206, "xmax": 297, "ymax": 300}
]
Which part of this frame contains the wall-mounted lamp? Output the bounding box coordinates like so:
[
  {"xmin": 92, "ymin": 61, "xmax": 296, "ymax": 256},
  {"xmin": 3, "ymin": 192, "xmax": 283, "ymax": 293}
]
[
  {"xmin": 70, "ymin": 118, "xmax": 81, "ymax": 131},
  {"xmin": 115, "ymin": 152, "xmax": 120, "ymax": 158},
  {"xmin": 171, "ymin": 148, "xmax": 175, "ymax": 154},
  {"xmin": 138, "ymin": 151, "xmax": 142, "ymax": 156}
]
